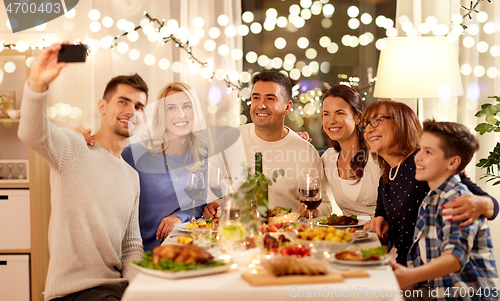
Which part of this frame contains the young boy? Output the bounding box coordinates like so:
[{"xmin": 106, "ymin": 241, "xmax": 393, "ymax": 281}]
[{"xmin": 390, "ymin": 119, "xmax": 497, "ymax": 300}]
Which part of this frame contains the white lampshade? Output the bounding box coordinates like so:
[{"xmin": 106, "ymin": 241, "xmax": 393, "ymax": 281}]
[{"xmin": 374, "ymin": 37, "xmax": 463, "ymax": 99}]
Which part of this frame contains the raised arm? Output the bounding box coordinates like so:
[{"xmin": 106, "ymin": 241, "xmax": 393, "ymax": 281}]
[{"xmin": 18, "ymin": 43, "xmax": 85, "ymax": 170}]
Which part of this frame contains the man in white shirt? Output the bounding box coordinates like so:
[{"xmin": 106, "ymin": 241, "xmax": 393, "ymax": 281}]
[{"xmin": 204, "ymin": 70, "xmax": 331, "ymax": 218}]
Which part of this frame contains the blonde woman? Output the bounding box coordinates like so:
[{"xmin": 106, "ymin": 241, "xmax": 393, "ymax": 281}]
[{"xmin": 76, "ymin": 82, "xmax": 209, "ymax": 251}]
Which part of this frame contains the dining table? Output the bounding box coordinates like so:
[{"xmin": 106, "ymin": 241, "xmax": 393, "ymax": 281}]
[{"xmin": 122, "ymin": 217, "xmax": 405, "ymax": 301}]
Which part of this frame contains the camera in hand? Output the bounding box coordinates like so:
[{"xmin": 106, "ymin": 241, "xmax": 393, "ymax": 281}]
[{"xmin": 58, "ymin": 44, "xmax": 87, "ymax": 63}]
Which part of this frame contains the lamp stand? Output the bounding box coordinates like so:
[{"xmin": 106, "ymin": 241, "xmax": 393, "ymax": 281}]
[{"xmin": 417, "ymin": 98, "xmax": 424, "ymax": 124}]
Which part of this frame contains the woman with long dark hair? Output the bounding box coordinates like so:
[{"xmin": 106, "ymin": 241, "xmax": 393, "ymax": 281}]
[{"xmin": 320, "ymin": 85, "xmax": 381, "ymax": 216}]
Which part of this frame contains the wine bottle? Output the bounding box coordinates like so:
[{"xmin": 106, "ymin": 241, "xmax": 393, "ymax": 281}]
[{"xmin": 255, "ymin": 152, "xmax": 268, "ymax": 222}]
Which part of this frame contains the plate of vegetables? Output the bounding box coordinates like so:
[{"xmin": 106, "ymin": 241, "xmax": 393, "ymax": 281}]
[{"xmin": 132, "ymin": 245, "xmax": 231, "ymax": 279}]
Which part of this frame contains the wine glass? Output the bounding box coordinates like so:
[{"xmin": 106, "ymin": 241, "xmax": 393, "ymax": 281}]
[
  {"xmin": 184, "ymin": 171, "xmax": 206, "ymax": 222},
  {"xmin": 210, "ymin": 165, "xmax": 228, "ymax": 199},
  {"xmin": 17, "ymin": 163, "xmax": 25, "ymax": 179},
  {"xmin": 7, "ymin": 163, "xmax": 14, "ymax": 179},
  {"xmin": 299, "ymin": 173, "xmax": 321, "ymax": 228}
]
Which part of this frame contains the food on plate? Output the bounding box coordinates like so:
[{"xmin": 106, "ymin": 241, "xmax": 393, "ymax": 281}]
[
  {"xmin": 263, "ymin": 221, "xmax": 306, "ymax": 233},
  {"xmin": 268, "ymin": 212, "xmax": 300, "ymax": 225},
  {"xmin": 134, "ymin": 245, "xmax": 225, "ymax": 272},
  {"xmin": 268, "ymin": 206, "xmax": 292, "ymax": 217},
  {"xmin": 177, "ymin": 235, "xmax": 193, "ymax": 245},
  {"xmin": 350, "ymin": 230, "xmax": 368, "ymax": 239},
  {"xmin": 297, "ymin": 226, "xmax": 352, "ymax": 242},
  {"xmin": 326, "ymin": 214, "xmax": 358, "ymax": 226},
  {"xmin": 335, "ymin": 246, "xmax": 387, "ymax": 262},
  {"xmin": 185, "ymin": 217, "xmax": 219, "ymax": 230},
  {"xmin": 152, "ymin": 244, "xmax": 212, "ymax": 265},
  {"xmin": 177, "ymin": 234, "xmax": 217, "ymax": 245},
  {"xmin": 262, "ymin": 234, "xmax": 311, "ymax": 257},
  {"xmin": 261, "ymin": 256, "xmax": 327, "ymax": 276}
]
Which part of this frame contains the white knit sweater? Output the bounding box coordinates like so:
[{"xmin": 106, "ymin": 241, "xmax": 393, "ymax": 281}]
[
  {"xmin": 18, "ymin": 82, "xmax": 144, "ymax": 300},
  {"xmin": 216, "ymin": 124, "xmax": 332, "ymax": 217}
]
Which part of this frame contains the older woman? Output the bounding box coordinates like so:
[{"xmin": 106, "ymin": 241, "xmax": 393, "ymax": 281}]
[
  {"xmin": 361, "ymin": 99, "xmax": 498, "ymax": 265},
  {"xmin": 320, "ymin": 85, "xmax": 381, "ymax": 216}
]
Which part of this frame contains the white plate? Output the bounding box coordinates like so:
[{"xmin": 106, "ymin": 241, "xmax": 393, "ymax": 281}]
[
  {"xmin": 352, "ymin": 230, "xmax": 370, "ymax": 242},
  {"xmin": 331, "ymin": 256, "xmax": 389, "ymax": 266},
  {"xmin": 316, "ymin": 216, "xmax": 369, "ymax": 229},
  {"xmin": 175, "ymin": 222, "xmax": 218, "ymax": 233},
  {"xmin": 131, "ymin": 262, "xmax": 231, "ymax": 279},
  {"xmin": 163, "ymin": 235, "xmax": 217, "ymax": 246}
]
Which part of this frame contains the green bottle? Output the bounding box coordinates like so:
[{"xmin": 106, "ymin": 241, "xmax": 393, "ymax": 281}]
[{"xmin": 255, "ymin": 152, "xmax": 268, "ymax": 223}]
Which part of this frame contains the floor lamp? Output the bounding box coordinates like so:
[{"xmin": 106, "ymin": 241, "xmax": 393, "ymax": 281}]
[{"xmin": 373, "ymin": 37, "xmax": 464, "ymax": 122}]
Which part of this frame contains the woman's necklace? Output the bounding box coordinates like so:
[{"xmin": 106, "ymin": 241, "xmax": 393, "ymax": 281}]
[
  {"xmin": 161, "ymin": 143, "xmax": 188, "ymax": 181},
  {"xmin": 388, "ymin": 157, "xmax": 404, "ymax": 181}
]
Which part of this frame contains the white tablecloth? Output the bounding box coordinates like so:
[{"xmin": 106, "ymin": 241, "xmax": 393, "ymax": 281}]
[
  {"xmin": 123, "ymin": 265, "xmax": 403, "ymax": 301},
  {"xmin": 123, "ymin": 229, "xmax": 404, "ymax": 301}
]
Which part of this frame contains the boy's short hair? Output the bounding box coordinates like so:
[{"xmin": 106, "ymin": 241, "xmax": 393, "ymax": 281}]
[
  {"xmin": 103, "ymin": 73, "xmax": 149, "ymax": 102},
  {"xmin": 423, "ymin": 119, "xmax": 479, "ymax": 172},
  {"xmin": 251, "ymin": 70, "xmax": 293, "ymax": 102}
]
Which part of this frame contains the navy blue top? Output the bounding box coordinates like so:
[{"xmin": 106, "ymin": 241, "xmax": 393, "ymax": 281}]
[
  {"xmin": 122, "ymin": 143, "xmax": 207, "ymax": 251},
  {"xmin": 375, "ymin": 151, "xmax": 499, "ymax": 266}
]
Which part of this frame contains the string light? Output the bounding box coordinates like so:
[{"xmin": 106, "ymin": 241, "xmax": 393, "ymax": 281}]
[{"xmin": 1, "ymin": 3, "xmax": 492, "ymax": 105}]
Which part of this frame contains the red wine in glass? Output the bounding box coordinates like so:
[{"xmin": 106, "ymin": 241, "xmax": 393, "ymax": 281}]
[{"xmin": 301, "ymin": 197, "xmax": 322, "ymax": 210}]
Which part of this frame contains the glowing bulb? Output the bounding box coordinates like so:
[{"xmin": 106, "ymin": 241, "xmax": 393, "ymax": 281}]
[
  {"xmin": 348, "ymin": 18, "xmax": 360, "ymax": 30},
  {"xmin": 144, "ymin": 54, "xmax": 155, "ymax": 66},
  {"xmin": 15, "ymin": 41, "xmax": 28, "ymax": 52},
  {"xmin": 323, "ymin": 4, "xmax": 334, "ymax": 17},
  {"xmin": 204, "ymin": 40, "xmax": 216, "ymax": 51},
  {"xmin": 361, "ymin": 13, "xmax": 372, "ymax": 25},
  {"xmin": 297, "ymin": 37, "xmax": 309, "ymax": 49},
  {"xmin": 231, "ymin": 49, "xmax": 243, "ymax": 60},
  {"xmin": 158, "ymin": 58, "xmax": 170, "ymax": 70},
  {"xmin": 217, "ymin": 15, "xmax": 229, "ymax": 26},
  {"xmin": 102, "ymin": 16, "xmax": 114, "ymax": 28},
  {"xmin": 225, "ymin": 26, "xmax": 236, "ymax": 37},
  {"xmin": 274, "ymin": 37, "xmax": 286, "ymax": 49},
  {"xmin": 65, "ymin": 8, "xmax": 76, "ymax": 19},
  {"xmin": 117, "ymin": 42, "xmax": 129, "ymax": 54},
  {"xmin": 209, "ymin": 27, "xmax": 220, "ymax": 39},
  {"xmin": 347, "ymin": 6, "xmax": 359, "ymax": 18},
  {"xmin": 193, "ymin": 17, "xmax": 205, "ymax": 28},
  {"xmin": 127, "ymin": 31, "xmax": 139, "ymax": 42},
  {"xmin": 218, "ymin": 44, "xmax": 230, "ymax": 56},
  {"xmin": 242, "ymin": 11, "xmax": 254, "ymax": 23},
  {"xmin": 172, "ymin": 62, "xmax": 183, "ymax": 73},
  {"xmin": 128, "ymin": 49, "xmax": 140, "ymax": 60},
  {"xmin": 117, "ymin": 19, "xmax": 128, "ymax": 30},
  {"xmin": 89, "ymin": 9, "xmax": 101, "ymax": 21},
  {"xmin": 89, "ymin": 21, "xmax": 101, "ymax": 32},
  {"xmin": 4, "ymin": 62, "xmax": 16, "ymax": 73},
  {"xmin": 246, "ymin": 51, "xmax": 257, "ymax": 63}
]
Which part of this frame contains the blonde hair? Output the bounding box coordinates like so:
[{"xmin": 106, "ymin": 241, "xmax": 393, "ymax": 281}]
[{"xmin": 143, "ymin": 82, "xmax": 207, "ymax": 172}]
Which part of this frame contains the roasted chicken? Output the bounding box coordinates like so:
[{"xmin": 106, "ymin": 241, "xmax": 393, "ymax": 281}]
[{"xmin": 152, "ymin": 244, "xmax": 213, "ymax": 265}]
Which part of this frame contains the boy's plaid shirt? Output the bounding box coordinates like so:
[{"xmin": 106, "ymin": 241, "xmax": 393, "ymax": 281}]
[{"xmin": 408, "ymin": 175, "xmax": 497, "ymax": 300}]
